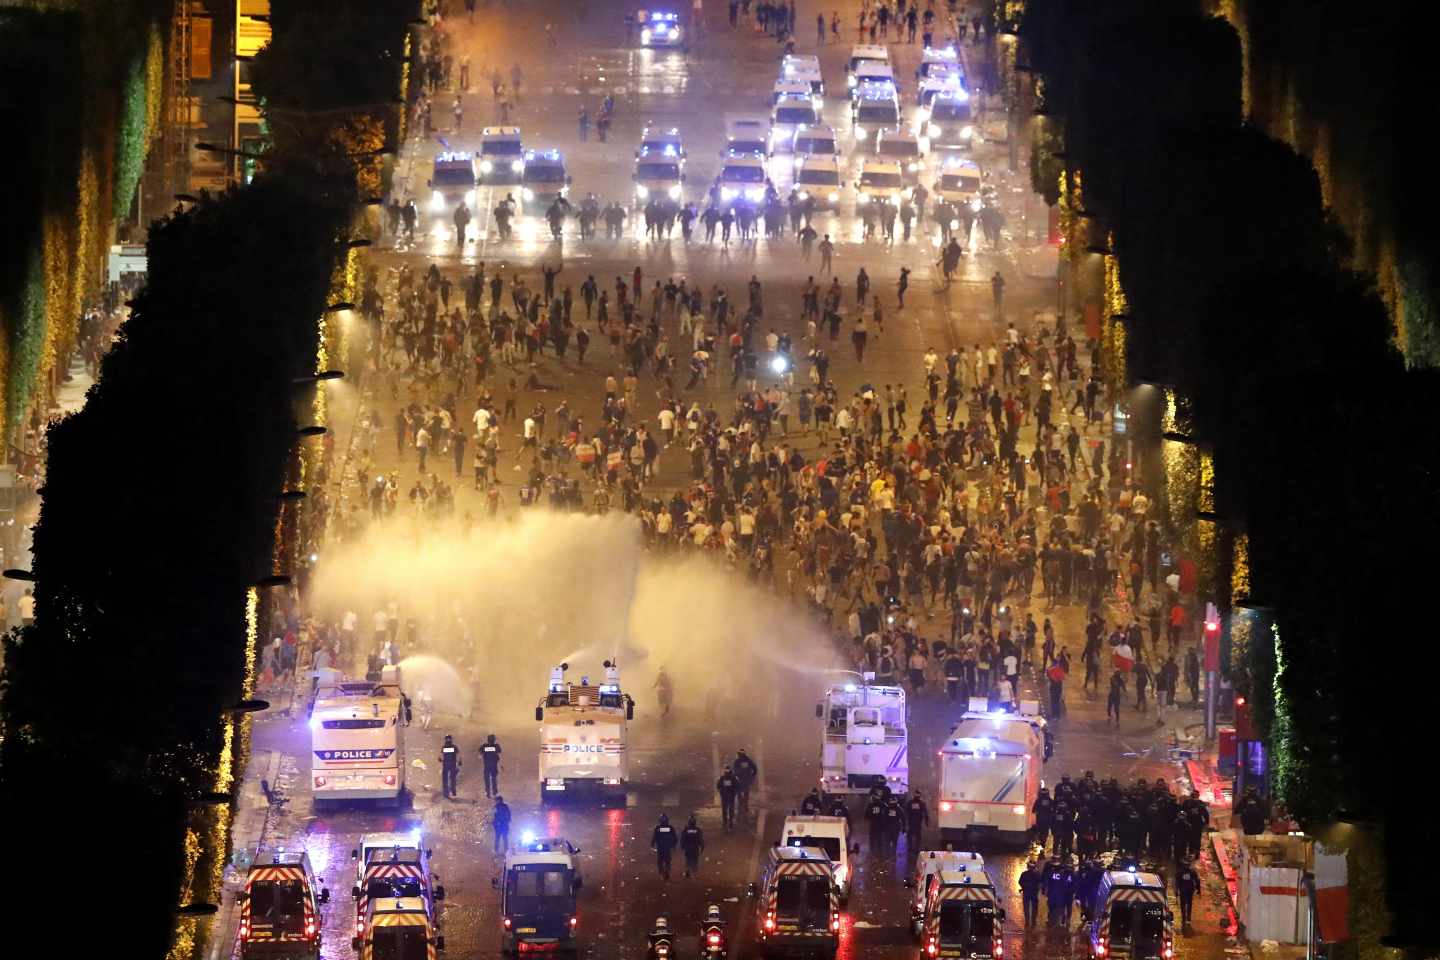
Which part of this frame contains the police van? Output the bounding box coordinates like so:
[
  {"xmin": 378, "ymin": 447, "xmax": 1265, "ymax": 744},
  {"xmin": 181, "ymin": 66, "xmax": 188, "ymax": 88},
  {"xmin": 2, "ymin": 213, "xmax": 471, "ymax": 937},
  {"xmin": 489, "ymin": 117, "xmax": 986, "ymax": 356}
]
[
  {"xmin": 309, "ymin": 666, "xmax": 406, "ymax": 810},
  {"xmin": 920, "ymin": 89, "xmax": 975, "ymax": 150},
  {"xmin": 933, "ymin": 158, "xmax": 983, "ymax": 210},
  {"xmin": 937, "ymin": 711, "xmax": 1048, "ymax": 846},
  {"xmin": 791, "ymin": 124, "xmax": 839, "ymax": 161},
  {"xmin": 770, "ymin": 94, "xmax": 822, "ymax": 155},
  {"xmin": 724, "ymin": 118, "xmax": 770, "ymax": 157},
  {"xmin": 855, "ymin": 159, "xmax": 908, "ymax": 208},
  {"xmin": 750, "ymin": 845, "xmax": 840, "ymax": 957},
  {"xmin": 907, "ymin": 851, "xmax": 986, "ymax": 937},
  {"xmin": 428, "ymin": 151, "xmax": 478, "ymax": 213},
  {"xmin": 638, "ymin": 9, "xmax": 685, "ymax": 47},
  {"xmin": 873, "ymin": 128, "xmax": 926, "ymax": 185},
  {"xmin": 478, "ymin": 127, "xmax": 525, "ymax": 185},
  {"xmin": 792, "ymin": 156, "xmax": 845, "ymax": 211},
  {"xmin": 851, "ymin": 61, "xmax": 898, "ymax": 99},
  {"xmin": 917, "ymin": 45, "xmax": 964, "ymax": 83},
  {"xmin": 782, "ymin": 53, "xmax": 825, "ymax": 96},
  {"xmin": 816, "ymin": 676, "xmax": 909, "ymax": 794},
  {"xmin": 773, "ymin": 79, "xmax": 816, "ymax": 106},
  {"xmin": 494, "ymin": 836, "xmax": 584, "ymax": 954},
  {"xmin": 781, "ymin": 814, "xmax": 856, "ymax": 902},
  {"xmin": 634, "ymin": 144, "xmax": 686, "ymax": 204},
  {"xmin": 536, "ymin": 661, "xmax": 634, "ymax": 805},
  {"xmin": 350, "ymin": 831, "xmax": 444, "ymax": 950},
  {"xmin": 1087, "ymin": 870, "xmax": 1173, "ymax": 960},
  {"xmin": 719, "ymin": 150, "xmax": 769, "ymax": 206},
  {"xmin": 847, "ymin": 44, "xmax": 890, "ymax": 88},
  {"xmin": 920, "ymin": 869, "xmax": 1004, "ymax": 960},
  {"xmin": 237, "ymin": 849, "xmax": 330, "ymax": 960},
  {"xmin": 520, "ymin": 149, "xmax": 571, "ymax": 211},
  {"xmin": 851, "ymin": 82, "xmax": 901, "ymax": 142}
]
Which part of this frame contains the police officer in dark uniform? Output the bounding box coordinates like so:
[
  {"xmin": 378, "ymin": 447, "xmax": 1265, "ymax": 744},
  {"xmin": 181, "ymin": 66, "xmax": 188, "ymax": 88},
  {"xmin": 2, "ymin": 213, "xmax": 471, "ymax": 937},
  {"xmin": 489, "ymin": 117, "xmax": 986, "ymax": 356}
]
[
  {"xmin": 1236, "ymin": 787, "xmax": 1268, "ymax": 835},
  {"xmin": 440, "ymin": 735, "xmax": 461, "ymax": 799},
  {"xmin": 883, "ymin": 792, "xmax": 905, "ymax": 850},
  {"xmin": 716, "ymin": 766, "xmax": 740, "ymax": 829},
  {"xmin": 1175, "ymin": 857, "xmax": 1201, "ymax": 925},
  {"xmin": 943, "ymin": 648, "xmax": 964, "ymax": 702},
  {"xmin": 1045, "ymin": 858, "xmax": 1074, "ymax": 928},
  {"xmin": 1053, "ymin": 797, "xmax": 1075, "ymax": 859},
  {"xmin": 1018, "ymin": 860, "xmax": 1042, "ymax": 926},
  {"xmin": 1075, "ymin": 807, "xmax": 1098, "ymax": 859},
  {"xmin": 906, "ymin": 793, "xmax": 929, "ymax": 848},
  {"xmin": 681, "ymin": 814, "xmax": 706, "ymax": 878},
  {"xmin": 492, "ymin": 795, "xmax": 511, "ymax": 853},
  {"xmin": 865, "ymin": 792, "xmax": 887, "ymax": 852},
  {"xmin": 652, "ymin": 814, "xmax": 678, "ymax": 879},
  {"xmin": 1032, "ymin": 787, "xmax": 1053, "ymax": 850},
  {"xmin": 826, "ymin": 793, "xmax": 851, "ymax": 824},
  {"xmin": 800, "ymin": 787, "xmax": 823, "ymax": 815},
  {"xmin": 1171, "ymin": 810, "xmax": 1192, "ymax": 864},
  {"xmin": 733, "ymin": 749, "xmax": 759, "ymax": 812},
  {"xmin": 480, "ymin": 733, "xmax": 502, "ymax": 797},
  {"xmin": 1075, "ymin": 859, "xmax": 1104, "ymax": 923}
]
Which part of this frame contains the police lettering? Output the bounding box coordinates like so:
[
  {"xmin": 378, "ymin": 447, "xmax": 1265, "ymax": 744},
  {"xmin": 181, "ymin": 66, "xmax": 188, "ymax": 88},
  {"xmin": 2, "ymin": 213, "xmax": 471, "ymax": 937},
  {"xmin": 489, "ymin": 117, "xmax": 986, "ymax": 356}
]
[
  {"xmin": 563, "ymin": 743, "xmax": 605, "ymax": 753},
  {"xmin": 316, "ymin": 748, "xmax": 394, "ymax": 761}
]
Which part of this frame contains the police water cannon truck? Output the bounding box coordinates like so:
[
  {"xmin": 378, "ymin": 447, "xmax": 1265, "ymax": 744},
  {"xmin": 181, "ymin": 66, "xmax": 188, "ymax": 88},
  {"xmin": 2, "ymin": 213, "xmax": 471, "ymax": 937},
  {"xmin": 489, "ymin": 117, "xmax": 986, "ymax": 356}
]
[
  {"xmin": 535, "ymin": 661, "xmax": 634, "ymax": 805},
  {"xmin": 493, "ymin": 836, "xmax": 584, "ymax": 954},
  {"xmin": 309, "ymin": 665, "xmax": 407, "ymax": 810},
  {"xmin": 816, "ymin": 673, "xmax": 909, "ymax": 795},
  {"xmin": 936, "ymin": 711, "xmax": 1048, "ymax": 846}
]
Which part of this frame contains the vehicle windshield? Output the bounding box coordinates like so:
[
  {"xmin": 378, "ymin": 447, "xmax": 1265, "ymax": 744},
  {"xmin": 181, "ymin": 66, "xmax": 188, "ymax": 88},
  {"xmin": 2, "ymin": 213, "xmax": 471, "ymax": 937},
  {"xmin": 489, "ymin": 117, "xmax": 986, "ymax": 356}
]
[
  {"xmin": 878, "ymin": 139, "xmax": 920, "ymax": 158},
  {"xmin": 1109, "ymin": 903, "xmax": 1166, "ymax": 952},
  {"xmin": 249, "ymin": 880, "xmax": 305, "ymax": 933},
  {"xmin": 775, "ymin": 876, "xmax": 832, "ymax": 920},
  {"xmin": 797, "ymin": 169, "xmax": 840, "ymax": 186},
  {"xmin": 723, "ymin": 165, "xmax": 766, "ymax": 183},
  {"xmin": 861, "ymin": 171, "xmax": 902, "ymax": 188},
  {"xmin": 932, "ymin": 101, "xmax": 972, "ymax": 121},
  {"xmin": 481, "ymin": 140, "xmax": 523, "ymax": 156},
  {"xmin": 433, "ymin": 167, "xmax": 475, "ymax": 187},
  {"xmin": 939, "ymin": 901, "xmax": 996, "ymax": 945},
  {"xmin": 525, "ymin": 166, "xmax": 566, "ymax": 182},
  {"xmin": 857, "ymin": 104, "xmax": 899, "ymax": 124},
  {"xmin": 637, "ymin": 162, "xmax": 681, "ymax": 179},
  {"xmin": 507, "ymin": 867, "xmax": 574, "ymax": 916},
  {"xmin": 942, "ymin": 175, "xmax": 981, "ymax": 193},
  {"xmin": 372, "ymin": 926, "xmax": 429, "ymax": 960},
  {"xmin": 322, "ymin": 719, "xmax": 385, "ymax": 729},
  {"xmin": 796, "ymin": 137, "xmax": 836, "ymax": 155},
  {"xmin": 776, "ymin": 106, "xmax": 817, "ymax": 124},
  {"xmin": 851, "ymin": 57, "xmax": 886, "ymax": 71},
  {"xmin": 787, "ymin": 836, "xmax": 842, "ymax": 861},
  {"xmin": 366, "ymin": 877, "xmax": 425, "ymax": 899},
  {"xmin": 729, "ymin": 140, "xmax": 767, "ymax": 155}
]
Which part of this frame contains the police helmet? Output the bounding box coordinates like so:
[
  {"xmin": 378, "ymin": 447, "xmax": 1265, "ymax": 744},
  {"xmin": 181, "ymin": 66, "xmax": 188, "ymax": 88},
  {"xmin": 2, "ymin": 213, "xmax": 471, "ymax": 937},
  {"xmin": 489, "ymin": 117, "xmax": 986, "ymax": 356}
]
[
  {"xmin": 487, "ymin": 733, "xmax": 497, "ymax": 743},
  {"xmin": 444, "ymin": 734, "xmax": 455, "ymax": 743},
  {"xmin": 654, "ymin": 917, "xmax": 670, "ymax": 931},
  {"xmin": 659, "ymin": 813, "xmax": 670, "ymax": 824},
  {"xmin": 707, "ymin": 905, "xmax": 722, "ymax": 920},
  {"xmin": 687, "ymin": 814, "xmax": 698, "ymax": 826}
]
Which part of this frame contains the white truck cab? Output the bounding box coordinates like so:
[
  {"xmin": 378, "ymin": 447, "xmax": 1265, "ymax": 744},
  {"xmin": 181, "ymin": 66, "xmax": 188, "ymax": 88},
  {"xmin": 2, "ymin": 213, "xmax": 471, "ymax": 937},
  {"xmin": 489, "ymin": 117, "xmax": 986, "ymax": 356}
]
[
  {"xmin": 719, "ymin": 151, "xmax": 769, "ymax": 205},
  {"xmin": 816, "ymin": 675, "xmax": 909, "ymax": 794},
  {"xmin": 535, "ymin": 661, "xmax": 634, "ymax": 805},
  {"xmin": 847, "ymin": 44, "xmax": 891, "ymax": 88},
  {"xmin": 921, "ymin": 88, "xmax": 976, "ymax": 149},
  {"xmin": 874, "ymin": 128, "xmax": 926, "ymax": 184},
  {"xmin": 934, "ymin": 157, "xmax": 983, "ymax": 209}
]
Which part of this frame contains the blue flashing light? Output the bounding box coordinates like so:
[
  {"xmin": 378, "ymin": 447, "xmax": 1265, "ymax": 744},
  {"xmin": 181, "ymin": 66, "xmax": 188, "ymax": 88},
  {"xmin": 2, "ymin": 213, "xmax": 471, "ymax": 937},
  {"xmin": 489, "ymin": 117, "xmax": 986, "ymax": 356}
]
[
  {"xmin": 648, "ymin": 11, "xmax": 679, "ymax": 21},
  {"xmin": 843, "ymin": 684, "xmax": 857, "ymax": 693},
  {"xmin": 662, "ymin": 144, "xmax": 676, "ymax": 156}
]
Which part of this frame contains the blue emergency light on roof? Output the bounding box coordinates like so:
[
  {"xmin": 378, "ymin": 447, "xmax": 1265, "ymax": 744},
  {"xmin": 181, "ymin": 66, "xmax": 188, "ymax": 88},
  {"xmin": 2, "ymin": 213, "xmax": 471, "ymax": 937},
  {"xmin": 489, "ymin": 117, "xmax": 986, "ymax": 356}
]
[
  {"xmin": 662, "ymin": 144, "xmax": 676, "ymax": 156},
  {"xmin": 599, "ymin": 683, "xmax": 619, "ymax": 693},
  {"xmin": 1128, "ymin": 864, "xmax": 1138, "ymax": 873},
  {"xmin": 649, "ymin": 11, "xmax": 679, "ymax": 21}
]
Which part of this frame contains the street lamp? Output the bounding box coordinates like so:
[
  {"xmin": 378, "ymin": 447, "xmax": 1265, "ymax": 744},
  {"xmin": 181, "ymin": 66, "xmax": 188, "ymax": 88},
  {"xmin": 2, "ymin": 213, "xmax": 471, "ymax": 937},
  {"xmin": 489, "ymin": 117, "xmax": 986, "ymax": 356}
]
[
  {"xmin": 175, "ymin": 193, "xmax": 200, "ymax": 203},
  {"xmin": 2, "ymin": 569, "xmax": 35, "ymax": 582},
  {"xmin": 274, "ymin": 490, "xmax": 307, "ymax": 503},
  {"xmin": 295, "ymin": 426, "xmax": 327, "ymax": 438},
  {"xmin": 196, "ymin": 141, "xmax": 267, "ymax": 160},
  {"xmin": 254, "ymin": 574, "xmax": 292, "ymax": 589},
  {"xmin": 176, "ymin": 903, "xmax": 219, "ymax": 917},
  {"xmin": 292, "ymin": 370, "xmax": 345, "ymax": 385},
  {"xmin": 233, "ymin": 698, "xmax": 271, "ymax": 713},
  {"xmin": 342, "ymin": 238, "xmax": 372, "ymax": 249},
  {"xmin": 323, "ymin": 302, "xmax": 355, "ymax": 313}
]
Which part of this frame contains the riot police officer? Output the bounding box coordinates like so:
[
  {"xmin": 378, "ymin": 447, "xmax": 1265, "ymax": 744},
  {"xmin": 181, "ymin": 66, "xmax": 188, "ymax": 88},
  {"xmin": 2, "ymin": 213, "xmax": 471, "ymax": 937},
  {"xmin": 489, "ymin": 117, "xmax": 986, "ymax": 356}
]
[
  {"xmin": 826, "ymin": 793, "xmax": 851, "ymax": 824},
  {"xmin": 1053, "ymin": 798, "xmax": 1075, "ymax": 859},
  {"xmin": 734, "ymin": 749, "xmax": 759, "ymax": 811},
  {"xmin": 681, "ymin": 814, "xmax": 706, "ymax": 878},
  {"xmin": 440, "ymin": 735, "xmax": 461, "ymax": 799},
  {"xmin": 1175, "ymin": 857, "xmax": 1201, "ymax": 925},
  {"xmin": 716, "ymin": 766, "xmax": 740, "ymax": 829},
  {"xmin": 1032, "ymin": 787, "xmax": 1053, "ymax": 849},
  {"xmin": 906, "ymin": 793, "xmax": 929, "ymax": 847},
  {"xmin": 883, "ymin": 792, "xmax": 905, "ymax": 850},
  {"xmin": 865, "ymin": 792, "xmax": 887, "ymax": 852},
  {"xmin": 652, "ymin": 814, "xmax": 678, "ymax": 880},
  {"xmin": 1045, "ymin": 858, "xmax": 1074, "ymax": 928},
  {"xmin": 479, "ymin": 733, "xmax": 503, "ymax": 797},
  {"xmin": 800, "ymin": 787, "xmax": 823, "ymax": 815},
  {"xmin": 1018, "ymin": 860, "xmax": 1042, "ymax": 927},
  {"xmin": 492, "ymin": 795, "xmax": 511, "ymax": 853}
]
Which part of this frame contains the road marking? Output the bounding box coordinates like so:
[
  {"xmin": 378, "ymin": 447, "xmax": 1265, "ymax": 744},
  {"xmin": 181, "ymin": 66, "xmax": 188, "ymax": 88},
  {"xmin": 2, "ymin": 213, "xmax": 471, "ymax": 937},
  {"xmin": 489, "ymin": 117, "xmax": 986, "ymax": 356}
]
[{"xmin": 732, "ymin": 808, "xmax": 770, "ymax": 955}]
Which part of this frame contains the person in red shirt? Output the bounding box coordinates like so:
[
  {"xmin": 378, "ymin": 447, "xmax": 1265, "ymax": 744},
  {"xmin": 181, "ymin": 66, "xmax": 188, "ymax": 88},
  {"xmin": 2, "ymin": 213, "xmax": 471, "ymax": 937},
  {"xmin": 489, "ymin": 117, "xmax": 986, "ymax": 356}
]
[{"xmin": 1168, "ymin": 603, "xmax": 1186, "ymax": 651}]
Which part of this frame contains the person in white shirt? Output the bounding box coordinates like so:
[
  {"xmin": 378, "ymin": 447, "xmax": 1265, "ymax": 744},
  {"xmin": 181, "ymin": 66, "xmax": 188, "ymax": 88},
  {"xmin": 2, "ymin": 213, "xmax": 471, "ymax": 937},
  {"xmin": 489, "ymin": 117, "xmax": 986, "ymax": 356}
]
[
  {"xmin": 372, "ymin": 609, "xmax": 389, "ymax": 645},
  {"xmin": 657, "ymin": 406, "xmax": 677, "ymax": 444},
  {"xmin": 18, "ymin": 588, "xmax": 36, "ymax": 627},
  {"xmin": 523, "ymin": 416, "xmax": 537, "ymax": 447},
  {"xmin": 923, "ymin": 347, "xmax": 938, "ymax": 375},
  {"xmin": 473, "ymin": 405, "xmax": 492, "ymax": 435}
]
